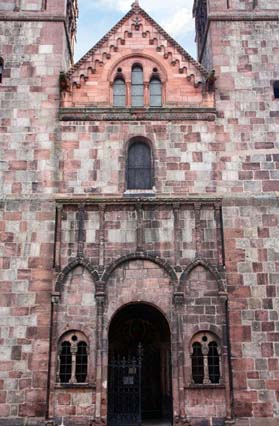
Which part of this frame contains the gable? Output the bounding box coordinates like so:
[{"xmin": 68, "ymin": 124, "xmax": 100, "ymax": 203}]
[{"xmin": 61, "ymin": 3, "xmax": 213, "ymax": 109}]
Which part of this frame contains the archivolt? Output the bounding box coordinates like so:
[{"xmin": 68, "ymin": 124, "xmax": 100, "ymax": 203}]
[
  {"xmin": 55, "ymin": 257, "xmax": 99, "ymax": 293},
  {"xmin": 179, "ymin": 257, "xmax": 226, "ymax": 294},
  {"xmin": 101, "ymin": 252, "xmax": 178, "ymax": 283}
]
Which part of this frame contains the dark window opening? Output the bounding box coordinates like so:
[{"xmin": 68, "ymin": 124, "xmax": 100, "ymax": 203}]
[
  {"xmin": 127, "ymin": 141, "xmax": 152, "ymax": 190},
  {"xmin": 150, "ymin": 78, "xmax": 162, "ymax": 107},
  {"xmin": 113, "ymin": 78, "xmax": 126, "ymax": 107},
  {"xmin": 76, "ymin": 341, "xmax": 88, "ymax": 383},
  {"xmin": 132, "ymin": 65, "xmax": 144, "ymax": 107},
  {"xmin": 192, "ymin": 342, "xmax": 204, "ymax": 384},
  {"xmin": 60, "ymin": 342, "xmax": 72, "ymax": 383},
  {"xmin": 273, "ymin": 81, "xmax": 279, "ymax": 99},
  {"xmin": 208, "ymin": 341, "xmax": 220, "ymax": 384},
  {"xmin": 0, "ymin": 58, "xmax": 4, "ymax": 84}
]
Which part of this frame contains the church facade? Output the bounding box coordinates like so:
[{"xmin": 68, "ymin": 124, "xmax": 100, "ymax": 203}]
[{"xmin": 0, "ymin": 1, "xmax": 279, "ymax": 426}]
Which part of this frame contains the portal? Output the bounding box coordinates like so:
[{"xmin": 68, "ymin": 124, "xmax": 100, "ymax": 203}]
[{"xmin": 107, "ymin": 303, "xmax": 173, "ymax": 425}]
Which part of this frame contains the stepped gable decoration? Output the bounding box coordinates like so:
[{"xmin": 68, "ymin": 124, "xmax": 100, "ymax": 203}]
[{"xmin": 61, "ymin": 2, "xmax": 213, "ymax": 108}]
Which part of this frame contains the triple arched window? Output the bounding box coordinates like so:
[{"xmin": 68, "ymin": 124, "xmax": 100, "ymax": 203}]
[
  {"xmin": 113, "ymin": 64, "xmax": 162, "ymax": 108},
  {"xmin": 191, "ymin": 332, "xmax": 221, "ymax": 385},
  {"xmin": 57, "ymin": 331, "xmax": 88, "ymax": 384}
]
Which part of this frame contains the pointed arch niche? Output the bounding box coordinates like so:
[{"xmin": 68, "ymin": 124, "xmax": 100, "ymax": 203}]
[
  {"xmin": 48, "ymin": 265, "xmax": 97, "ymax": 420},
  {"xmin": 179, "ymin": 262, "xmax": 233, "ymax": 422}
]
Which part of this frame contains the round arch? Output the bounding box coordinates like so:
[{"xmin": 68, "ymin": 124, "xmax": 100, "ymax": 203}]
[
  {"xmin": 107, "ymin": 302, "xmax": 173, "ymax": 422},
  {"xmin": 102, "ymin": 252, "xmax": 178, "ymax": 283}
]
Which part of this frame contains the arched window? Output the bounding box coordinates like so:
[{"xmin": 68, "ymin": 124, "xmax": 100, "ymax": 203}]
[
  {"xmin": 191, "ymin": 332, "xmax": 221, "ymax": 385},
  {"xmin": 127, "ymin": 141, "xmax": 152, "ymax": 190},
  {"xmin": 58, "ymin": 331, "xmax": 88, "ymax": 384},
  {"xmin": 208, "ymin": 341, "xmax": 220, "ymax": 384},
  {"xmin": 59, "ymin": 342, "xmax": 72, "ymax": 383},
  {"xmin": 191, "ymin": 342, "xmax": 204, "ymax": 384},
  {"xmin": 0, "ymin": 58, "xmax": 4, "ymax": 84},
  {"xmin": 150, "ymin": 78, "xmax": 162, "ymax": 107},
  {"xmin": 113, "ymin": 78, "xmax": 126, "ymax": 107},
  {"xmin": 273, "ymin": 81, "xmax": 279, "ymax": 99},
  {"xmin": 132, "ymin": 65, "xmax": 144, "ymax": 107}
]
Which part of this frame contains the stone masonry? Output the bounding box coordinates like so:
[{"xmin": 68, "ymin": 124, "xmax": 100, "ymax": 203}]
[{"xmin": 0, "ymin": 0, "xmax": 279, "ymax": 426}]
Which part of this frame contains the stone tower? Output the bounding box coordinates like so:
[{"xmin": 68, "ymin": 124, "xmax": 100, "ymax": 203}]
[
  {"xmin": 193, "ymin": 1, "xmax": 279, "ymax": 425},
  {"xmin": 0, "ymin": 0, "xmax": 77, "ymax": 423}
]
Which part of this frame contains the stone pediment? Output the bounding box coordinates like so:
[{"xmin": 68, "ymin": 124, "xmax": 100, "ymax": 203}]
[{"xmin": 61, "ymin": 2, "xmax": 214, "ymax": 109}]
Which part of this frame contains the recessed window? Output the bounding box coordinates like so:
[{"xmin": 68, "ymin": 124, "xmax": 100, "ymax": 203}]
[
  {"xmin": 127, "ymin": 141, "xmax": 152, "ymax": 190},
  {"xmin": 192, "ymin": 342, "xmax": 204, "ymax": 384},
  {"xmin": 132, "ymin": 65, "xmax": 144, "ymax": 107},
  {"xmin": 273, "ymin": 81, "xmax": 279, "ymax": 99},
  {"xmin": 113, "ymin": 78, "xmax": 126, "ymax": 107},
  {"xmin": 58, "ymin": 331, "xmax": 88, "ymax": 384},
  {"xmin": 0, "ymin": 58, "xmax": 4, "ymax": 84},
  {"xmin": 150, "ymin": 78, "xmax": 162, "ymax": 107},
  {"xmin": 191, "ymin": 332, "xmax": 221, "ymax": 385}
]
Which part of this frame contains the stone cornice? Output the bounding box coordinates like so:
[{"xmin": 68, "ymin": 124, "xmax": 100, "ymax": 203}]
[
  {"xmin": 59, "ymin": 107, "xmax": 217, "ymax": 122},
  {"xmin": 55, "ymin": 196, "xmax": 222, "ymax": 206},
  {"xmin": 208, "ymin": 12, "xmax": 279, "ymax": 22},
  {"xmin": 0, "ymin": 13, "xmax": 65, "ymax": 22}
]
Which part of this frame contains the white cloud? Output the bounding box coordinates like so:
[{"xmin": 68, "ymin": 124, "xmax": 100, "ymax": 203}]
[
  {"xmin": 163, "ymin": 7, "xmax": 194, "ymax": 38},
  {"xmin": 75, "ymin": 0, "xmax": 196, "ymax": 61}
]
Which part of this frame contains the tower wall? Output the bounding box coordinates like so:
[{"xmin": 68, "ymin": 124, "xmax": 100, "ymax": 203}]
[
  {"xmin": 194, "ymin": 1, "xmax": 279, "ymax": 425},
  {"xmin": 0, "ymin": 1, "xmax": 76, "ymax": 423}
]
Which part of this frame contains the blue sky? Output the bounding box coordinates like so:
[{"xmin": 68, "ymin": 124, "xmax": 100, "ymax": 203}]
[{"xmin": 75, "ymin": 0, "xmax": 197, "ymax": 62}]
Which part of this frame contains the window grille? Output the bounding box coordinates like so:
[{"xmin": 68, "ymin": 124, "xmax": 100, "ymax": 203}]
[
  {"xmin": 208, "ymin": 341, "xmax": 220, "ymax": 384},
  {"xmin": 0, "ymin": 58, "xmax": 4, "ymax": 84},
  {"xmin": 191, "ymin": 332, "xmax": 221, "ymax": 385},
  {"xmin": 58, "ymin": 332, "xmax": 88, "ymax": 384},
  {"xmin": 273, "ymin": 81, "xmax": 279, "ymax": 99},
  {"xmin": 132, "ymin": 65, "xmax": 144, "ymax": 107},
  {"xmin": 150, "ymin": 78, "xmax": 162, "ymax": 107},
  {"xmin": 59, "ymin": 342, "xmax": 72, "ymax": 383},
  {"xmin": 191, "ymin": 342, "xmax": 204, "ymax": 384},
  {"xmin": 113, "ymin": 78, "xmax": 126, "ymax": 107},
  {"xmin": 127, "ymin": 141, "xmax": 152, "ymax": 190}
]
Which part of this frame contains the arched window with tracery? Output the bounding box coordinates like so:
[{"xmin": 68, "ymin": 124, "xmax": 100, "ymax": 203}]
[
  {"xmin": 191, "ymin": 332, "xmax": 221, "ymax": 385},
  {"xmin": 132, "ymin": 64, "xmax": 144, "ymax": 107},
  {"xmin": 113, "ymin": 78, "xmax": 126, "ymax": 107},
  {"xmin": 150, "ymin": 77, "xmax": 162, "ymax": 107},
  {"xmin": 57, "ymin": 331, "xmax": 88, "ymax": 384},
  {"xmin": 127, "ymin": 140, "xmax": 153, "ymax": 190}
]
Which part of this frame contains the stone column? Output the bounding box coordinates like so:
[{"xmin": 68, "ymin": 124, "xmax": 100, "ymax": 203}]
[{"xmin": 94, "ymin": 286, "xmax": 105, "ymax": 424}]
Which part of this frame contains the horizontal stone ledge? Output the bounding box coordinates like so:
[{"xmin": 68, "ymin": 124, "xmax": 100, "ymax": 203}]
[
  {"xmin": 209, "ymin": 13, "xmax": 279, "ymax": 22},
  {"xmin": 0, "ymin": 14, "xmax": 66, "ymax": 22},
  {"xmin": 59, "ymin": 107, "xmax": 217, "ymax": 122}
]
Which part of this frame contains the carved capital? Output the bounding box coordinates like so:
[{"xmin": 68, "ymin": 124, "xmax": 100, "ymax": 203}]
[
  {"xmin": 51, "ymin": 293, "xmax": 60, "ymax": 305},
  {"xmin": 173, "ymin": 292, "xmax": 185, "ymax": 306}
]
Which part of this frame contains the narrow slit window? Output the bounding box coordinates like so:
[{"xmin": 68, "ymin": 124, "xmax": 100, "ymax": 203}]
[
  {"xmin": 132, "ymin": 65, "xmax": 144, "ymax": 107},
  {"xmin": 76, "ymin": 341, "xmax": 88, "ymax": 383},
  {"xmin": 192, "ymin": 342, "xmax": 204, "ymax": 384},
  {"xmin": 273, "ymin": 81, "xmax": 279, "ymax": 99},
  {"xmin": 127, "ymin": 141, "xmax": 152, "ymax": 190},
  {"xmin": 0, "ymin": 58, "xmax": 4, "ymax": 84},
  {"xmin": 208, "ymin": 341, "xmax": 220, "ymax": 384},
  {"xmin": 113, "ymin": 78, "xmax": 126, "ymax": 107},
  {"xmin": 60, "ymin": 342, "xmax": 72, "ymax": 383},
  {"xmin": 150, "ymin": 78, "xmax": 162, "ymax": 107}
]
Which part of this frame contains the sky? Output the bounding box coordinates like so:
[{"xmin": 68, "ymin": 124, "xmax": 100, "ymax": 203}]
[{"xmin": 75, "ymin": 0, "xmax": 197, "ymax": 63}]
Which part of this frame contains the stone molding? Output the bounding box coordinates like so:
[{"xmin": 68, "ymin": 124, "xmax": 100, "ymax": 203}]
[{"xmin": 59, "ymin": 107, "xmax": 217, "ymax": 122}]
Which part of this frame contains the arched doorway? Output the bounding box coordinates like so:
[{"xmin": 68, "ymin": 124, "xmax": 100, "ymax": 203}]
[{"xmin": 107, "ymin": 303, "xmax": 173, "ymax": 425}]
